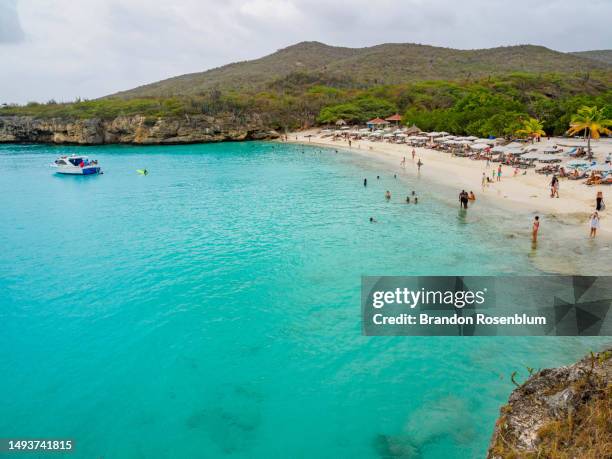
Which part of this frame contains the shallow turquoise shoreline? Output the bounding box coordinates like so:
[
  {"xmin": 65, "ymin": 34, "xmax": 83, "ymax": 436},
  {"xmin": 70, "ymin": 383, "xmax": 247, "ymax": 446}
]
[{"xmin": 0, "ymin": 142, "xmax": 608, "ymax": 458}]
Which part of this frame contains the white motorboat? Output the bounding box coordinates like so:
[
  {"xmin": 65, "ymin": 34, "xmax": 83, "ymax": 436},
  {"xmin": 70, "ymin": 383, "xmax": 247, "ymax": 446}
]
[{"xmin": 53, "ymin": 155, "xmax": 102, "ymax": 175}]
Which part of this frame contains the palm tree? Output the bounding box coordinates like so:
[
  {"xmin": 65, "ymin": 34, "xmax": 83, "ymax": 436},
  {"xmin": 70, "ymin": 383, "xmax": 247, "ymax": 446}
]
[
  {"xmin": 516, "ymin": 118, "xmax": 546, "ymax": 142},
  {"xmin": 567, "ymin": 106, "xmax": 612, "ymax": 158}
]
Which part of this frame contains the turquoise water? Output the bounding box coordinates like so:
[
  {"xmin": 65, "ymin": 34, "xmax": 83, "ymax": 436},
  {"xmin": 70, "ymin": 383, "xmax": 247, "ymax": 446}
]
[{"xmin": 0, "ymin": 142, "xmax": 607, "ymax": 458}]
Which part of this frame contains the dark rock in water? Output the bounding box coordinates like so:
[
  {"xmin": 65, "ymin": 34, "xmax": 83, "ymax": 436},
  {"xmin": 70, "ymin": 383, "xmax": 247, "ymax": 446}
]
[
  {"xmin": 0, "ymin": 115, "xmax": 280, "ymax": 145},
  {"xmin": 487, "ymin": 347, "xmax": 612, "ymax": 458}
]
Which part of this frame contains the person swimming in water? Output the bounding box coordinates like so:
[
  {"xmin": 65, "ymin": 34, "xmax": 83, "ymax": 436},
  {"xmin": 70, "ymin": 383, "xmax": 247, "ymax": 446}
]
[
  {"xmin": 369, "ymin": 217, "xmax": 377, "ymax": 223},
  {"xmin": 385, "ymin": 190, "xmax": 391, "ymax": 200}
]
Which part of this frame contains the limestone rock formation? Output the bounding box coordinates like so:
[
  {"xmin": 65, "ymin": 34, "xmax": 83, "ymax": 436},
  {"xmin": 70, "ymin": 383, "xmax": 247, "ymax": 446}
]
[
  {"xmin": 0, "ymin": 115, "xmax": 280, "ymax": 145},
  {"xmin": 487, "ymin": 348, "xmax": 611, "ymax": 458}
]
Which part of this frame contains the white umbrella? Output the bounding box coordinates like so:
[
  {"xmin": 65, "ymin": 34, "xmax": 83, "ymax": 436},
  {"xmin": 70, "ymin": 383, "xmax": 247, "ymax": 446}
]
[
  {"xmin": 474, "ymin": 138, "xmax": 493, "ymax": 144},
  {"xmin": 465, "ymin": 136, "xmax": 478, "ymax": 140},
  {"xmin": 522, "ymin": 152, "xmax": 541, "ymax": 160},
  {"xmin": 471, "ymin": 143, "xmax": 488, "ymax": 150},
  {"xmin": 538, "ymin": 154, "xmax": 564, "ymax": 162}
]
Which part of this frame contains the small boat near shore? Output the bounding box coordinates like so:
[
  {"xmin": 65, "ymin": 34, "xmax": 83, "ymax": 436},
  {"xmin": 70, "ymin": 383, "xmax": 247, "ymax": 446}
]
[{"xmin": 53, "ymin": 155, "xmax": 102, "ymax": 175}]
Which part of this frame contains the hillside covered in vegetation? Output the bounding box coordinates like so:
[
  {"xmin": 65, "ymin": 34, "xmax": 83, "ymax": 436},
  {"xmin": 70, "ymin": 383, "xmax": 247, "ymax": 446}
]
[{"xmin": 1, "ymin": 42, "xmax": 611, "ymax": 142}]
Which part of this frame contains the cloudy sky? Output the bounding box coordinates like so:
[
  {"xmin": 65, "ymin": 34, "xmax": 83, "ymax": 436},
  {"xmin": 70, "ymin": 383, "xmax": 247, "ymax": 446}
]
[{"xmin": 1, "ymin": 0, "xmax": 610, "ymax": 104}]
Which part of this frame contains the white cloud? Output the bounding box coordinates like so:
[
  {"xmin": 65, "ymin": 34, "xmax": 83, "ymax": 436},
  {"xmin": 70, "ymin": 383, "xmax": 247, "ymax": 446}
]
[{"xmin": 0, "ymin": 0, "xmax": 610, "ymax": 104}]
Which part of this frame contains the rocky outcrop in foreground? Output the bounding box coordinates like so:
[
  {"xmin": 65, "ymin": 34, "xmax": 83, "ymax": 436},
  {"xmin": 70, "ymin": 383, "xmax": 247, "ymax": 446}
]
[
  {"xmin": 488, "ymin": 348, "xmax": 611, "ymax": 458},
  {"xmin": 0, "ymin": 115, "xmax": 280, "ymax": 145}
]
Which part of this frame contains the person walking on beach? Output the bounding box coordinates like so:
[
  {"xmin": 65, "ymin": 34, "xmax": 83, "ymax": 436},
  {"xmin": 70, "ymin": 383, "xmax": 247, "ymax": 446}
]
[
  {"xmin": 532, "ymin": 216, "xmax": 540, "ymax": 242},
  {"xmin": 412, "ymin": 149, "xmax": 416, "ymax": 161},
  {"xmin": 596, "ymin": 191, "xmax": 605, "ymax": 211},
  {"xmin": 348, "ymin": 139, "xmax": 352, "ymax": 148},
  {"xmin": 550, "ymin": 175, "xmax": 559, "ymax": 198},
  {"xmin": 497, "ymin": 165, "xmax": 502, "ymax": 182},
  {"xmin": 481, "ymin": 173, "xmax": 487, "ymax": 190},
  {"xmin": 459, "ymin": 190, "xmax": 469, "ymax": 209},
  {"xmin": 401, "ymin": 156, "xmax": 406, "ymax": 167},
  {"xmin": 589, "ymin": 212, "xmax": 600, "ymax": 238},
  {"xmin": 417, "ymin": 158, "xmax": 423, "ymax": 172}
]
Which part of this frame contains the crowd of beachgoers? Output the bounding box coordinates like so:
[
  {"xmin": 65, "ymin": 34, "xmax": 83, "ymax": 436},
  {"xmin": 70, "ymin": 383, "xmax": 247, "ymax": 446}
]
[{"xmin": 285, "ymin": 122, "xmax": 611, "ymax": 246}]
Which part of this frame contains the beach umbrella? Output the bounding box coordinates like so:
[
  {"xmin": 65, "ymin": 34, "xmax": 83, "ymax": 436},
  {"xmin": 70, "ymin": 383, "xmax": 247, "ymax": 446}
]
[
  {"xmin": 465, "ymin": 136, "xmax": 478, "ymax": 141},
  {"xmin": 521, "ymin": 152, "xmax": 541, "ymax": 160},
  {"xmin": 589, "ymin": 163, "xmax": 612, "ymax": 173},
  {"xmin": 491, "ymin": 146, "xmax": 507, "ymax": 153},
  {"xmin": 470, "ymin": 143, "xmax": 488, "ymax": 150},
  {"xmin": 538, "ymin": 154, "xmax": 564, "ymax": 162},
  {"xmin": 566, "ymin": 159, "xmax": 589, "ymax": 168}
]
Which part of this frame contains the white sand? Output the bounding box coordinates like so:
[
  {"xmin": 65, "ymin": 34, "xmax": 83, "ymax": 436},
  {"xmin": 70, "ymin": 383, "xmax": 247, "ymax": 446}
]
[{"xmin": 285, "ymin": 131, "xmax": 612, "ymax": 245}]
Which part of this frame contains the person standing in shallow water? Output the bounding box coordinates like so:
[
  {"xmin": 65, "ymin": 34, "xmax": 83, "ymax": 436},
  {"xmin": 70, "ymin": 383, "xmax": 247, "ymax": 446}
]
[
  {"xmin": 596, "ymin": 191, "xmax": 604, "ymax": 211},
  {"xmin": 459, "ymin": 190, "xmax": 469, "ymax": 209},
  {"xmin": 417, "ymin": 159, "xmax": 423, "ymax": 172},
  {"xmin": 532, "ymin": 216, "xmax": 540, "ymax": 242},
  {"xmin": 385, "ymin": 190, "xmax": 391, "ymax": 201},
  {"xmin": 590, "ymin": 212, "xmax": 600, "ymax": 238},
  {"xmin": 364, "ymin": 178, "xmax": 367, "ymax": 187}
]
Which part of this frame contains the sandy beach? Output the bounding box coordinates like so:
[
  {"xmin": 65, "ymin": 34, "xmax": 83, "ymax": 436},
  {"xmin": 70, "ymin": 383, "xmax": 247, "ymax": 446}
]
[{"xmin": 285, "ymin": 130, "xmax": 611, "ymax": 272}]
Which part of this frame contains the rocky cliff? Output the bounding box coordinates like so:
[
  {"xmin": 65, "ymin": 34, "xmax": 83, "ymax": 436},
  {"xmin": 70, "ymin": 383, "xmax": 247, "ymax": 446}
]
[
  {"xmin": 487, "ymin": 348, "xmax": 611, "ymax": 458},
  {"xmin": 0, "ymin": 115, "xmax": 280, "ymax": 145}
]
